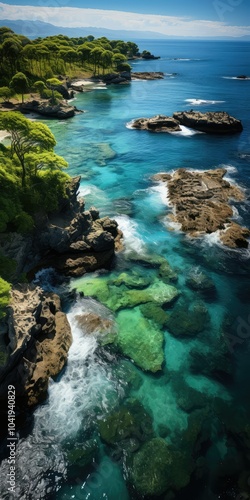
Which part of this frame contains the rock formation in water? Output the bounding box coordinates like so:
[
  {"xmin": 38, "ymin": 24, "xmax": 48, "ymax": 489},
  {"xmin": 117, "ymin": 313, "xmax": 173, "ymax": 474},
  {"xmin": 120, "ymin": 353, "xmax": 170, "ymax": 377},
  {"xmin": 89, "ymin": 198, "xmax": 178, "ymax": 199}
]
[
  {"xmin": 131, "ymin": 72, "xmax": 164, "ymax": 80},
  {"xmin": 152, "ymin": 168, "xmax": 250, "ymax": 249},
  {"xmin": 131, "ymin": 115, "xmax": 181, "ymax": 132},
  {"xmin": 173, "ymin": 111, "xmax": 243, "ymax": 134},
  {"xmin": 130, "ymin": 111, "xmax": 243, "ymax": 134},
  {"xmin": 0, "ymin": 285, "xmax": 72, "ymax": 407},
  {"xmin": 0, "ymin": 176, "xmax": 123, "ymax": 278}
]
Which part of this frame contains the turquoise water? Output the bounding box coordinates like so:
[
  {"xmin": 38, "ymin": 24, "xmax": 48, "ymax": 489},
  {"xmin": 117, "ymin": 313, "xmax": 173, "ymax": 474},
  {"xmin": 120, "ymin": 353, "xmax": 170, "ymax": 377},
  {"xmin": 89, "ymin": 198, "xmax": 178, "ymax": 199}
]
[{"xmin": 1, "ymin": 40, "xmax": 250, "ymax": 499}]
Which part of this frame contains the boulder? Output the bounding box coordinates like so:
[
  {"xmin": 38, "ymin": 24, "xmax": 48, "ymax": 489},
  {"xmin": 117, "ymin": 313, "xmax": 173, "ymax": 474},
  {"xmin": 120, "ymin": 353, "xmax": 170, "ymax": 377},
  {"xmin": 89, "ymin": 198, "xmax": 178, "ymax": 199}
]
[
  {"xmin": 173, "ymin": 111, "xmax": 243, "ymax": 134},
  {"xmin": 166, "ymin": 302, "xmax": 209, "ymax": 337}
]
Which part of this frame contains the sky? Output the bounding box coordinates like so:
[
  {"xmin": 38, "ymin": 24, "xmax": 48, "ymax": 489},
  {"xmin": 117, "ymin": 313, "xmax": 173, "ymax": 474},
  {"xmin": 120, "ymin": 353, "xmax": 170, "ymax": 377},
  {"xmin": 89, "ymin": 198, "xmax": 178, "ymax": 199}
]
[{"xmin": 0, "ymin": 0, "xmax": 250, "ymax": 38}]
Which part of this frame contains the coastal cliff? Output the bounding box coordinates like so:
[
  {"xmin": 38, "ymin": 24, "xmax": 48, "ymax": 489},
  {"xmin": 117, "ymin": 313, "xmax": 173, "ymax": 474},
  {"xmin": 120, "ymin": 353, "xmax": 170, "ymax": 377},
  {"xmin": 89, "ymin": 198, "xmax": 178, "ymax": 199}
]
[{"xmin": 0, "ymin": 176, "xmax": 123, "ymax": 279}]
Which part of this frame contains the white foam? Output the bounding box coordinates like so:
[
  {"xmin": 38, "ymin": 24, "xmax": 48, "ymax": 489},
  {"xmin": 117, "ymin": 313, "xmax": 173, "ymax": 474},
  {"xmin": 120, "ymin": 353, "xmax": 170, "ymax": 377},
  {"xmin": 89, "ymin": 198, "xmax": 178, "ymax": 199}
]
[
  {"xmin": 150, "ymin": 183, "xmax": 170, "ymax": 206},
  {"xmin": 170, "ymin": 125, "xmax": 204, "ymax": 137},
  {"xmin": 126, "ymin": 119, "xmax": 136, "ymax": 129},
  {"xmin": 114, "ymin": 215, "xmax": 146, "ymax": 254},
  {"xmin": 185, "ymin": 98, "xmax": 225, "ymax": 106},
  {"xmin": 34, "ymin": 297, "xmax": 120, "ymax": 440}
]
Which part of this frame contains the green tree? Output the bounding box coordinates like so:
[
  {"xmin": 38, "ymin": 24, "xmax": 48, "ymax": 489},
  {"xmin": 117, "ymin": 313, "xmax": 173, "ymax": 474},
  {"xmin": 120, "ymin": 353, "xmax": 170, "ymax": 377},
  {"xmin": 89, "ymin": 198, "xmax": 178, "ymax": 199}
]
[
  {"xmin": 10, "ymin": 72, "xmax": 29, "ymax": 104},
  {"xmin": 0, "ymin": 86, "xmax": 15, "ymax": 102},
  {"xmin": 0, "ymin": 112, "xmax": 68, "ymax": 187}
]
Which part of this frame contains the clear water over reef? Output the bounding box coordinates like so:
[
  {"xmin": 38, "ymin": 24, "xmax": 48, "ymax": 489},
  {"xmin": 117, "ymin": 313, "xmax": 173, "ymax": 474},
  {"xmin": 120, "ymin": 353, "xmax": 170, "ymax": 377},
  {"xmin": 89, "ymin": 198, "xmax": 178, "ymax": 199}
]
[{"xmin": 1, "ymin": 40, "xmax": 250, "ymax": 499}]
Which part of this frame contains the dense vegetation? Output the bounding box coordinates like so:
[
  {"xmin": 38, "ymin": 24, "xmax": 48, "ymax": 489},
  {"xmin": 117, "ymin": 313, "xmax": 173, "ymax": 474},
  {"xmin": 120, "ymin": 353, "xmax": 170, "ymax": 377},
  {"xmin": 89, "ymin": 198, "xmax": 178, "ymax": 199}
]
[
  {"xmin": 0, "ymin": 27, "xmax": 140, "ymax": 316},
  {"xmin": 0, "ymin": 112, "xmax": 70, "ymax": 315},
  {"xmin": 0, "ymin": 26, "xmax": 139, "ymax": 89}
]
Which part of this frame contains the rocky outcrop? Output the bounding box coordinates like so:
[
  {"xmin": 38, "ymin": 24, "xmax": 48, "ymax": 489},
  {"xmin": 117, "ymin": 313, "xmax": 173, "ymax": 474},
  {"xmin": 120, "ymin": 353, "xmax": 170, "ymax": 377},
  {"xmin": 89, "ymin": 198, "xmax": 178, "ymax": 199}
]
[
  {"xmin": 131, "ymin": 72, "xmax": 164, "ymax": 80},
  {"xmin": 0, "ymin": 285, "xmax": 72, "ymax": 407},
  {"xmin": 0, "ymin": 177, "xmax": 123, "ymax": 278},
  {"xmin": 130, "ymin": 111, "xmax": 243, "ymax": 135},
  {"xmin": 102, "ymin": 72, "xmax": 131, "ymax": 84},
  {"xmin": 152, "ymin": 168, "xmax": 250, "ymax": 249},
  {"xmin": 20, "ymin": 99, "xmax": 78, "ymax": 119},
  {"xmin": 131, "ymin": 115, "xmax": 181, "ymax": 132},
  {"xmin": 173, "ymin": 111, "xmax": 243, "ymax": 134}
]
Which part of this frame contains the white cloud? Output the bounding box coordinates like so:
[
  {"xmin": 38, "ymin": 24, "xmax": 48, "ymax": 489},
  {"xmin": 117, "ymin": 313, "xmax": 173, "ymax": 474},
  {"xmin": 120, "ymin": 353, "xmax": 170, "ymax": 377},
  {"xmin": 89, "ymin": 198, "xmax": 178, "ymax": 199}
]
[{"xmin": 0, "ymin": 2, "xmax": 250, "ymax": 37}]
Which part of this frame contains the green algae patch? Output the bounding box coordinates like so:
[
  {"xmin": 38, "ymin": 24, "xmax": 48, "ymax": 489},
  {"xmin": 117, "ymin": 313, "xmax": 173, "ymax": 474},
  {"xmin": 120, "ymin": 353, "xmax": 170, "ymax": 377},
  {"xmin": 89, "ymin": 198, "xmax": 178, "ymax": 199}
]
[
  {"xmin": 74, "ymin": 274, "xmax": 179, "ymax": 313},
  {"xmin": 116, "ymin": 309, "xmax": 164, "ymax": 372},
  {"xmin": 110, "ymin": 271, "xmax": 151, "ymax": 289},
  {"xmin": 99, "ymin": 399, "xmax": 154, "ymax": 446},
  {"xmin": 140, "ymin": 302, "xmax": 169, "ymax": 328},
  {"xmin": 131, "ymin": 438, "xmax": 193, "ymax": 496}
]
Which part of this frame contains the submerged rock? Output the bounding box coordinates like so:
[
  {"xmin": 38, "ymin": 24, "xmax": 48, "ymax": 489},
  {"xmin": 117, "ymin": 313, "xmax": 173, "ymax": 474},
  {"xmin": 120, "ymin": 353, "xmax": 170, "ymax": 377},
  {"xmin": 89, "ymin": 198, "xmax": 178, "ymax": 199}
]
[
  {"xmin": 116, "ymin": 309, "xmax": 164, "ymax": 372},
  {"xmin": 166, "ymin": 302, "xmax": 209, "ymax": 337},
  {"xmin": 186, "ymin": 268, "xmax": 216, "ymax": 297},
  {"xmin": 110, "ymin": 271, "xmax": 151, "ymax": 289},
  {"xmin": 140, "ymin": 302, "xmax": 169, "ymax": 328},
  {"xmin": 99, "ymin": 399, "xmax": 154, "ymax": 446},
  {"xmin": 130, "ymin": 438, "xmax": 193, "ymax": 496},
  {"xmin": 153, "ymin": 168, "xmax": 250, "ymax": 249}
]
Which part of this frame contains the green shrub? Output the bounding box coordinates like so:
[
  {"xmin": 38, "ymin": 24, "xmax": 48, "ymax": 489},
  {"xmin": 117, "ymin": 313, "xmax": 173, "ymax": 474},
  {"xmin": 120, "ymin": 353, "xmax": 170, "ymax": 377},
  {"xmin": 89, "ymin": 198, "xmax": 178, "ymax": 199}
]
[{"xmin": 0, "ymin": 277, "xmax": 11, "ymax": 319}]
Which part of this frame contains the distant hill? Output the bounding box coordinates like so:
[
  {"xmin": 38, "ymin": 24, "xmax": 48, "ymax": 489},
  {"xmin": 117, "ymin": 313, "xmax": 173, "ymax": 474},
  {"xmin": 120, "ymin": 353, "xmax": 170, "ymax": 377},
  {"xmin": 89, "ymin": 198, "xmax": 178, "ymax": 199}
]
[
  {"xmin": 1, "ymin": 19, "xmax": 249, "ymax": 41},
  {"xmin": 0, "ymin": 19, "xmax": 169, "ymax": 40}
]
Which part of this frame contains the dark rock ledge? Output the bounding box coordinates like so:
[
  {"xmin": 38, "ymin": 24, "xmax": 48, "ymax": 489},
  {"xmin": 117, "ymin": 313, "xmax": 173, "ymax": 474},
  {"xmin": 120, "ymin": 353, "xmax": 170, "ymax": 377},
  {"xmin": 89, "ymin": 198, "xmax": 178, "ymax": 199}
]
[
  {"xmin": 131, "ymin": 111, "xmax": 243, "ymax": 135},
  {"xmin": 152, "ymin": 168, "xmax": 250, "ymax": 249},
  {"xmin": 0, "ymin": 176, "xmax": 123, "ymax": 280}
]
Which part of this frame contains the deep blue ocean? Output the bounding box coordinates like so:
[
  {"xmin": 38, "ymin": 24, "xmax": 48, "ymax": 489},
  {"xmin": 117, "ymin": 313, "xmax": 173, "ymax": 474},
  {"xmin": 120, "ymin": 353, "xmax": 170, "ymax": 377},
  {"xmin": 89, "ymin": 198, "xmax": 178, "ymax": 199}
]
[{"xmin": 1, "ymin": 40, "xmax": 250, "ymax": 500}]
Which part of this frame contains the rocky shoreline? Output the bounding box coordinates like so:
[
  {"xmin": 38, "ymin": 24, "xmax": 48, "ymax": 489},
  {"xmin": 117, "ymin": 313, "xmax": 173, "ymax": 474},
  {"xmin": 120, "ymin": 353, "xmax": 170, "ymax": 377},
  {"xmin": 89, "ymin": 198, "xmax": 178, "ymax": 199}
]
[
  {"xmin": 152, "ymin": 168, "xmax": 250, "ymax": 249},
  {"xmin": 131, "ymin": 111, "xmax": 243, "ymax": 135},
  {"xmin": 0, "ymin": 175, "xmax": 123, "ymax": 408},
  {"xmin": 0, "ymin": 286, "xmax": 72, "ymax": 408}
]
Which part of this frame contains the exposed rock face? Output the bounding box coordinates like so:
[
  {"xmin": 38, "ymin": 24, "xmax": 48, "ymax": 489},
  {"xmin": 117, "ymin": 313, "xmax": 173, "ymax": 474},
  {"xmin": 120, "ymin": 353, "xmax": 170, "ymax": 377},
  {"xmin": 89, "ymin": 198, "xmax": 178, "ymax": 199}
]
[
  {"xmin": 131, "ymin": 115, "xmax": 181, "ymax": 132},
  {"xmin": 0, "ymin": 177, "xmax": 123, "ymax": 278},
  {"xmin": 0, "ymin": 285, "xmax": 72, "ymax": 407},
  {"xmin": 152, "ymin": 168, "xmax": 250, "ymax": 249},
  {"xmin": 102, "ymin": 72, "xmax": 131, "ymax": 84},
  {"xmin": 131, "ymin": 72, "xmax": 164, "ymax": 80},
  {"xmin": 173, "ymin": 111, "xmax": 243, "ymax": 134},
  {"xmin": 20, "ymin": 99, "xmax": 77, "ymax": 119},
  {"xmin": 130, "ymin": 111, "xmax": 243, "ymax": 135}
]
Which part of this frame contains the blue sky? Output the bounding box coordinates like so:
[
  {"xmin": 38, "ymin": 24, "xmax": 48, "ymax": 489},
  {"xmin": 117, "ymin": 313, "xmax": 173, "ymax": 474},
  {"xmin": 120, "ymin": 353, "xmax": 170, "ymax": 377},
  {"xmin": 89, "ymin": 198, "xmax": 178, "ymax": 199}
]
[{"xmin": 0, "ymin": 0, "xmax": 250, "ymax": 37}]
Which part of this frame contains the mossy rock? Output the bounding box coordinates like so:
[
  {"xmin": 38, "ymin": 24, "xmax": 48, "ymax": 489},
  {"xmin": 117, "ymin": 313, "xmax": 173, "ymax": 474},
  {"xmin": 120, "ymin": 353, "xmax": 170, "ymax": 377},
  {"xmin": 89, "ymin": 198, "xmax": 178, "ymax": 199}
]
[
  {"xmin": 99, "ymin": 399, "xmax": 154, "ymax": 446},
  {"xmin": 131, "ymin": 438, "xmax": 193, "ymax": 496},
  {"xmin": 140, "ymin": 302, "xmax": 169, "ymax": 328},
  {"xmin": 186, "ymin": 269, "xmax": 216, "ymax": 298},
  {"xmin": 125, "ymin": 251, "xmax": 167, "ymax": 268},
  {"xmin": 172, "ymin": 375, "xmax": 210, "ymax": 412},
  {"xmin": 166, "ymin": 302, "xmax": 209, "ymax": 337},
  {"xmin": 116, "ymin": 309, "xmax": 164, "ymax": 372},
  {"xmin": 111, "ymin": 271, "xmax": 151, "ymax": 289},
  {"xmin": 158, "ymin": 262, "xmax": 178, "ymax": 283}
]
